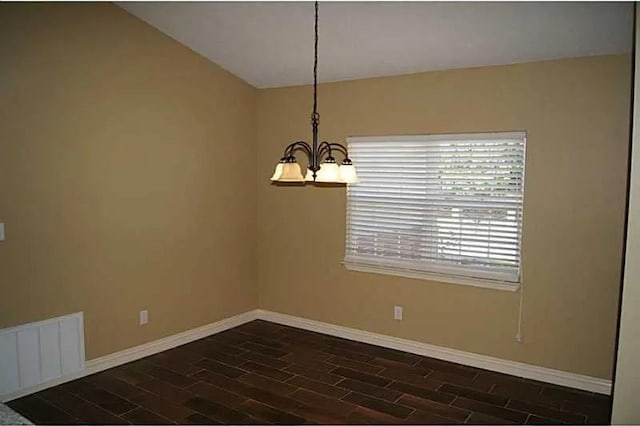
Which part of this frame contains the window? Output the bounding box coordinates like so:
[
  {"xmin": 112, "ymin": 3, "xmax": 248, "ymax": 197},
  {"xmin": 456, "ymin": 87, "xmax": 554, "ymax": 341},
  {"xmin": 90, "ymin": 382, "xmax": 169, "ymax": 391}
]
[{"xmin": 344, "ymin": 132, "xmax": 526, "ymax": 290}]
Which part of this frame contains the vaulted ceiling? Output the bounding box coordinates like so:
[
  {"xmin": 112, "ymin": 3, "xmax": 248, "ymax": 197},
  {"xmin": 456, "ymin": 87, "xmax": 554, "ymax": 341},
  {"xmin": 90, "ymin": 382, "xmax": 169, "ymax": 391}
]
[{"xmin": 119, "ymin": 2, "xmax": 633, "ymax": 88}]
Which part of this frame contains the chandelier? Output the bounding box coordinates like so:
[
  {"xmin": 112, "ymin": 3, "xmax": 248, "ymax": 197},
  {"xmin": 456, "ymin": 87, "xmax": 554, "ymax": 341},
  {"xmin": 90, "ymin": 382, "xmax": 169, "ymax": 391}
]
[{"xmin": 270, "ymin": 1, "xmax": 358, "ymax": 184}]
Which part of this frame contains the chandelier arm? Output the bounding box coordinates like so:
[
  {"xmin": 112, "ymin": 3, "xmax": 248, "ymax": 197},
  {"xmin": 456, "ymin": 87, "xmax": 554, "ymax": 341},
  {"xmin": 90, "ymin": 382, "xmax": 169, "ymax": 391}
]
[
  {"xmin": 289, "ymin": 146, "xmax": 313, "ymax": 163},
  {"xmin": 327, "ymin": 143, "xmax": 350, "ymax": 158},
  {"xmin": 318, "ymin": 141, "xmax": 332, "ymax": 159},
  {"xmin": 318, "ymin": 142, "xmax": 350, "ymax": 161},
  {"xmin": 285, "ymin": 141, "xmax": 312, "ymax": 157}
]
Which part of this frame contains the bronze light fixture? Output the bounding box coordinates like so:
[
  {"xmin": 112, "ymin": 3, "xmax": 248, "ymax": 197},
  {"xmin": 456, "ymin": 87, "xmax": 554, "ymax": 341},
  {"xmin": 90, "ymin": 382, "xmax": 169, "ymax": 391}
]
[{"xmin": 270, "ymin": 1, "xmax": 358, "ymax": 184}]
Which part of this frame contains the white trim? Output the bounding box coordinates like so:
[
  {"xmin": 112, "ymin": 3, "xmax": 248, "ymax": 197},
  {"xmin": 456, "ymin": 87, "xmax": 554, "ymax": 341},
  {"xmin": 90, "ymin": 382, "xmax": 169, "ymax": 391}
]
[
  {"xmin": 1, "ymin": 310, "xmax": 259, "ymax": 402},
  {"xmin": 2, "ymin": 308, "xmax": 611, "ymax": 402},
  {"xmin": 0, "ymin": 312, "xmax": 83, "ymax": 337},
  {"xmin": 344, "ymin": 261, "xmax": 520, "ymax": 292},
  {"xmin": 255, "ymin": 309, "xmax": 611, "ymax": 395},
  {"xmin": 84, "ymin": 310, "xmax": 259, "ymax": 374}
]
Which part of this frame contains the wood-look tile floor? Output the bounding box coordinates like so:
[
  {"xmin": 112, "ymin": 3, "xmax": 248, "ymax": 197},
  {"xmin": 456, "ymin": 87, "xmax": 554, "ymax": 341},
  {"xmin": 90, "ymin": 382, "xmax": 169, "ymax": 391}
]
[{"xmin": 8, "ymin": 320, "xmax": 611, "ymax": 425}]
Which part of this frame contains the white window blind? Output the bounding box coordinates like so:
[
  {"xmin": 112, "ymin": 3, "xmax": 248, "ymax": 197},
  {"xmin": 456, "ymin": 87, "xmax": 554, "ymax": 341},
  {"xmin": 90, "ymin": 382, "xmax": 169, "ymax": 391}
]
[{"xmin": 345, "ymin": 132, "xmax": 526, "ymax": 286}]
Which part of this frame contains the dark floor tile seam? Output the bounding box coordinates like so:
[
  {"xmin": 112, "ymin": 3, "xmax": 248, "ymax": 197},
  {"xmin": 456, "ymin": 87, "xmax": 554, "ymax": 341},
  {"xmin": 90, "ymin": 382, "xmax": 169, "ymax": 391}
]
[
  {"xmin": 341, "ymin": 388, "xmax": 459, "ymax": 422},
  {"xmin": 424, "ymin": 368, "xmax": 480, "ymax": 383},
  {"xmin": 69, "ymin": 383, "xmax": 144, "ymax": 420},
  {"xmin": 183, "ymin": 379, "xmax": 256, "ymax": 412},
  {"xmin": 241, "ymin": 340, "xmax": 288, "ymax": 355},
  {"xmin": 55, "ymin": 383, "xmax": 141, "ymax": 418},
  {"xmin": 461, "ymin": 408, "xmax": 474, "ymax": 424},
  {"xmin": 513, "ymin": 393, "xmax": 598, "ymax": 425},
  {"xmin": 392, "ymin": 392, "xmax": 470, "ymax": 424},
  {"xmin": 117, "ymin": 405, "xmax": 141, "ymax": 419},
  {"xmin": 448, "ymin": 393, "xmax": 527, "ymax": 421},
  {"xmin": 392, "ymin": 392, "xmax": 403, "ymax": 404},
  {"xmin": 433, "ymin": 382, "xmax": 448, "ymax": 393},
  {"xmin": 283, "ymin": 373, "xmax": 302, "ymax": 384},
  {"xmin": 243, "ymin": 354, "xmax": 296, "ymax": 372},
  {"xmin": 185, "ymin": 356, "xmax": 209, "ymax": 367},
  {"xmin": 436, "ymin": 379, "xmax": 511, "ymax": 407},
  {"xmin": 347, "ymin": 391, "xmax": 419, "ymax": 420},
  {"xmin": 340, "ymin": 382, "xmax": 468, "ymax": 425},
  {"xmin": 27, "ymin": 394, "xmax": 83, "ymax": 424},
  {"xmin": 338, "ymin": 398, "xmax": 368, "ymax": 423},
  {"xmin": 507, "ymin": 394, "xmax": 577, "ymax": 421},
  {"xmin": 508, "ymin": 399, "xmax": 590, "ymax": 424},
  {"xmin": 75, "ymin": 370, "xmax": 201, "ymax": 420},
  {"xmin": 448, "ymin": 395, "xmax": 459, "ymax": 408},
  {"xmin": 504, "ymin": 396, "xmax": 514, "ymax": 409},
  {"xmin": 318, "ymin": 345, "xmax": 380, "ymax": 367},
  {"xmin": 325, "ymin": 355, "xmax": 385, "ymax": 371},
  {"xmin": 375, "ymin": 365, "xmax": 431, "ymax": 380},
  {"xmin": 199, "ymin": 352, "xmax": 254, "ymax": 371},
  {"xmin": 534, "ymin": 385, "xmax": 547, "ymax": 396},
  {"xmin": 185, "ymin": 368, "xmax": 208, "ymax": 378},
  {"xmin": 464, "ymin": 393, "xmax": 542, "ymax": 424},
  {"xmin": 383, "ymin": 379, "xmax": 397, "ymax": 389},
  {"xmin": 146, "ymin": 358, "xmax": 208, "ymax": 378},
  {"xmin": 211, "ymin": 360, "xmax": 296, "ymax": 384},
  {"xmin": 195, "ymin": 372, "xmax": 304, "ymax": 416},
  {"xmin": 352, "ymin": 391, "xmax": 418, "ymax": 420},
  {"xmin": 408, "ymin": 354, "xmax": 423, "ymax": 367},
  {"xmin": 338, "ymin": 390, "xmax": 355, "ymax": 401}
]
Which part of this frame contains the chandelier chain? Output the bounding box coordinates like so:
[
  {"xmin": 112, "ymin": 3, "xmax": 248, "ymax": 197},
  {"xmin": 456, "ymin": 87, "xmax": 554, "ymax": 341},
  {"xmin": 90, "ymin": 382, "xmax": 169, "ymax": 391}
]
[
  {"xmin": 271, "ymin": 0, "xmax": 357, "ymax": 184},
  {"xmin": 313, "ymin": 0, "xmax": 319, "ymax": 120}
]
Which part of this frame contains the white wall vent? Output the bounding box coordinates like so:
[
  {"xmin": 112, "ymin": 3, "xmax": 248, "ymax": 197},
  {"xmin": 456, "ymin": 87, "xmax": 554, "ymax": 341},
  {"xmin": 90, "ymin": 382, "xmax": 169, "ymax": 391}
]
[{"xmin": 0, "ymin": 312, "xmax": 85, "ymax": 399}]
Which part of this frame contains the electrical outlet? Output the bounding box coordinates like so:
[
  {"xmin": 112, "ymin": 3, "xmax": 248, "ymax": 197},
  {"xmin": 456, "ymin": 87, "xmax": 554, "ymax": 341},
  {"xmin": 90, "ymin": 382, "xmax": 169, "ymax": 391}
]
[
  {"xmin": 139, "ymin": 310, "xmax": 148, "ymax": 325},
  {"xmin": 394, "ymin": 305, "xmax": 403, "ymax": 320}
]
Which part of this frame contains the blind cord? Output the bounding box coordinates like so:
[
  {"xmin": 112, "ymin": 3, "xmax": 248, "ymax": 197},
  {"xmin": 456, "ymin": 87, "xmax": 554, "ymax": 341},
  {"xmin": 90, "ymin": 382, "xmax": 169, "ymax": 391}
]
[{"xmin": 515, "ymin": 279, "xmax": 524, "ymax": 343}]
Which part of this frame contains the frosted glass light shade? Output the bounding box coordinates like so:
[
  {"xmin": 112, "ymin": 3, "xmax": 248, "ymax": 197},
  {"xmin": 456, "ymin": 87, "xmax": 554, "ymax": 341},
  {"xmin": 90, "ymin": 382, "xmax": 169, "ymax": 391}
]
[
  {"xmin": 270, "ymin": 163, "xmax": 284, "ymax": 181},
  {"xmin": 339, "ymin": 164, "xmax": 359, "ymax": 183},
  {"xmin": 278, "ymin": 162, "xmax": 305, "ymax": 182},
  {"xmin": 316, "ymin": 161, "xmax": 340, "ymax": 183}
]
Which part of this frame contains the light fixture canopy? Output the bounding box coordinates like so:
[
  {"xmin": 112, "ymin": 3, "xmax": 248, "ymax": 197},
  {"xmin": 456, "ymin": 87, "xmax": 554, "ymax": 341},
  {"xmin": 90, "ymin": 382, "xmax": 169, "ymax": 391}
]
[{"xmin": 270, "ymin": 1, "xmax": 358, "ymax": 185}]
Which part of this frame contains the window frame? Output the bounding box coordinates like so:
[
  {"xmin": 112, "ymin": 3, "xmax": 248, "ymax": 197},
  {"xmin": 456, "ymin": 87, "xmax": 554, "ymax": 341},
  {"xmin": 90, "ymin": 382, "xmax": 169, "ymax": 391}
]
[{"xmin": 344, "ymin": 132, "xmax": 527, "ymax": 292}]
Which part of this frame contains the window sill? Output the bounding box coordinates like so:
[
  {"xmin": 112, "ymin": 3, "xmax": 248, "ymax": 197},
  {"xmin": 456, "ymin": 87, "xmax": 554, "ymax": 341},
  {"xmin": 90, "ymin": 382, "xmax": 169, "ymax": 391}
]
[{"xmin": 343, "ymin": 262, "xmax": 521, "ymax": 292}]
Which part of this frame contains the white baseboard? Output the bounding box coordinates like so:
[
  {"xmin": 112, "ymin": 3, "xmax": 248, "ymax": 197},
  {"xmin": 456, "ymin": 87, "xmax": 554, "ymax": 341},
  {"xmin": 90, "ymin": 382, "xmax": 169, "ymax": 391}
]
[
  {"xmin": 255, "ymin": 309, "xmax": 612, "ymax": 395},
  {"xmin": 2, "ymin": 307, "xmax": 611, "ymax": 402},
  {"xmin": 1, "ymin": 310, "xmax": 259, "ymax": 402},
  {"xmin": 84, "ymin": 310, "xmax": 259, "ymax": 374}
]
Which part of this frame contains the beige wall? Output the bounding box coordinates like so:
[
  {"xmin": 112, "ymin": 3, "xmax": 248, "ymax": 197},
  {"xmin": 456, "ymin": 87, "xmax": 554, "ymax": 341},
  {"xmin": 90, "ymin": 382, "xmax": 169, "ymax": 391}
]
[
  {"xmin": 0, "ymin": 2, "xmax": 631, "ymax": 382},
  {"xmin": 612, "ymin": 7, "xmax": 639, "ymax": 423},
  {"xmin": 257, "ymin": 55, "xmax": 631, "ymax": 379},
  {"xmin": 0, "ymin": 3, "xmax": 258, "ymax": 360}
]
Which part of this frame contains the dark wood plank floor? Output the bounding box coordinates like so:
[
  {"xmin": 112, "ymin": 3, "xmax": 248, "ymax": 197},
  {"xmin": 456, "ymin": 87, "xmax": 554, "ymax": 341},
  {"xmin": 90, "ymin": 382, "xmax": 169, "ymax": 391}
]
[{"xmin": 8, "ymin": 320, "xmax": 611, "ymax": 424}]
